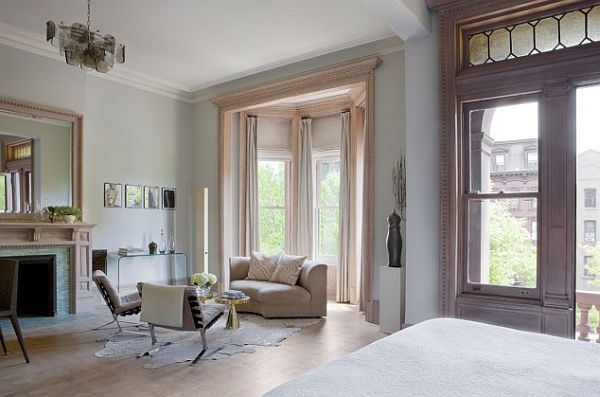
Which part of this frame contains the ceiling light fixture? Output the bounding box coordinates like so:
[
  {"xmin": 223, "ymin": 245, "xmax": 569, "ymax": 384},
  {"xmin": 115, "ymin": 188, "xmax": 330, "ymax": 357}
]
[{"xmin": 46, "ymin": 0, "xmax": 125, "ymax": 73}]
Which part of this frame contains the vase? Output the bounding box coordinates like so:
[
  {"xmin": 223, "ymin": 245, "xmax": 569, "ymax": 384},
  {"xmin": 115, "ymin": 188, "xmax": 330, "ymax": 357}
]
[
  {"xmin": 168, "ymin": 229, "xmax": 176, "ymax": 254},
  {"xmin": 64, "ymin": 214, "xmax": 76, "ymax": 224},
  {"xmin": 148, "ymin": 241, "xmax": 158, "ymax": 254},
  {"xmin": 196, "ymin": 285, "xmax": 212, "ymax": 297},
  {"xmin": 159, "ymin": 228, "xmax": 166, "ymax": 253},
  {"xmin": 386, "ymin": 210, "xmax": 402, "ymax": 268}
]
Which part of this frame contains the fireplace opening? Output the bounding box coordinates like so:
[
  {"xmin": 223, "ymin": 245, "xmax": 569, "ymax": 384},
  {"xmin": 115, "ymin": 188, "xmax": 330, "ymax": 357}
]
[{"xmin": 4, "ymin": 255, "xmax": 57, "ymax": 316}]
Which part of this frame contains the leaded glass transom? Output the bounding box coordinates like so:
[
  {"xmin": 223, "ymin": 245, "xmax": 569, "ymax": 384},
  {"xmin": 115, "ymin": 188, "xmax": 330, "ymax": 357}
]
[{"xmin": 468, "ymin": 5, "xmax": 600, "ymax": 67}]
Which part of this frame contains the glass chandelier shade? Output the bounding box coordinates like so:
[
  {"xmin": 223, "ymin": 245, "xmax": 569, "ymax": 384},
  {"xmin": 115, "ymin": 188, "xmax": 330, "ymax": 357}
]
[{"xmin": 46, "ymin": 0, "xmax": 125, "ymax": 73}]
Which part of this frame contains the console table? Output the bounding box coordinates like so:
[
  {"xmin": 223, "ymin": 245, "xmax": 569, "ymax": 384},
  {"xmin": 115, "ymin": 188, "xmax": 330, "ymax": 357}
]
[{"xmin": 113, "ymin": 252, "xmax": 188, "ymax": 292}]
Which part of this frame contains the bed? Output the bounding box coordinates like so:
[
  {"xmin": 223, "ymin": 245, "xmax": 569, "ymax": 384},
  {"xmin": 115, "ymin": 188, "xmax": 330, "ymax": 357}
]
[{"xmin": 264, "ymin": 318, "xmax": 600, "ymax": 396}]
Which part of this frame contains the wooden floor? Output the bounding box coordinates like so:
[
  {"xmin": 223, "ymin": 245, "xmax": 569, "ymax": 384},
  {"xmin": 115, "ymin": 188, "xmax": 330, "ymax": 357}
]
[{"xmin": 0, "ymin": 301, "xmax": 383, "ymax": 397}]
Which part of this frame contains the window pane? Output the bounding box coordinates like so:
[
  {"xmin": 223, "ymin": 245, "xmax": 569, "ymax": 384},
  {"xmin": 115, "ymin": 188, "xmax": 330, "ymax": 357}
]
[
  {"xmin": 258, "ymin": 161, "xmax": 285, "ymax": 207},
  {"xmin": 467, "ymin": 199, "xmax": 537, "ymax": 288},
  {"xmin": 319, "ymin": 208, "xmax": 339, "ymax": 256},
  {"xmin": 469, "ymin": 102, "xmax": 538, "ymax": 193},
  {"xmin": 0, "ymin": 175, "xmax": 5, "ymax": 212},
  {"xmin": 258, "ymin": 160, "xmax": 286, "ymax": 253},
  {"xmin": 577, "ymin": 85, "xmax": 600, "ymax": 292},
  {"xmin": 319, "ymin": 161, "xmax": 340, "ymax": 206},
  {"xmin": 259, "ymin": 208, "xmax": 285, "ymax": 253}
]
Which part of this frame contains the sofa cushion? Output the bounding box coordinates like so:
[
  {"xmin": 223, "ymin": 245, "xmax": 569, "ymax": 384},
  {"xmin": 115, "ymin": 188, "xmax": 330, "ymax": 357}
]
[
  {"xmin": 230, "ymin": 280, "xmax": 310, "ymax": 305},
  {"xmin": 246, "ymin": 251, "xmax": 280, "ymax": 281},
  {"xmin": 270, "ymin": 254, "xmax": 307, "ymax": 285}
]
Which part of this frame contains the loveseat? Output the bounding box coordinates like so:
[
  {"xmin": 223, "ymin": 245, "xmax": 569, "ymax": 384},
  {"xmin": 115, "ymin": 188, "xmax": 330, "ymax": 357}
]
[{"xmin": 229, "ymin": 256, "xmax": 327, "ymax": 318}]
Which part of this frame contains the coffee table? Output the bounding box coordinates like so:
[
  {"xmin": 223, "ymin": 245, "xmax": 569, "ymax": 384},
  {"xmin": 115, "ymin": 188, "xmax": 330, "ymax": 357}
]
[{"xmin": 214, "ymin": 296, "xmax": 250, "ymax": 329}]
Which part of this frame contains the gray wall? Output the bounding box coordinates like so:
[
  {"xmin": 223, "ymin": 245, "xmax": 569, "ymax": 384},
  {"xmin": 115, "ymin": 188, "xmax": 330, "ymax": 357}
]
[
  {"xmin": 0, "ymin": 43, "xmax": 194, "ymax": 285},
  {"xmin": 192, "ymin": 42, "xmax": 406, "ymax": 305},
  {"xmin": 405, "ymin": 14, "xmax": 440, "ymax": 324}
]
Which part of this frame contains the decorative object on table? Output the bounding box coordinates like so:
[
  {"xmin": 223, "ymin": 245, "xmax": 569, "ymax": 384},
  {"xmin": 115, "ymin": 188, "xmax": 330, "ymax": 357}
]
[
  {"xmin": 47, "ymin": 206, "xmax": 82, "ymax": 223},
  {"xmin": 125, "ymin": 185, "xmax": 143, "ymax": 208},
  {"xmin": 221, "ymin": 289, "xmax": 245, "ymax": 299},
  {"xmin": 162, "ymin": 188, "xmax": 176, "ymax": 209},
  {"xmin": 95, "ymin": 314, "xmax": 322, "ymax": 369},
  {"xmin": 46, "ymin": 0, "xmax": 125, "ymax": 74},
  {"xmin": 191, "ymin": 272, "xmax": 218, "ymax": 296},
  {"xmin": 144, "ymin": 186, "xmax": 160, "ymax": 209},
  {"xmin": 118, "ymin": 247, "xmax": 145, "ymax": 256},
  {"xmin": 158, "ymin": 228, "xmax": 167, "ymax": 254},
  {"xmin": 168, "ymin": 229, "xmax": 176, "ymax": 253},
  {"xmin": 215, "ymin": 295, "xmax": 251, "ymax": 329},
  {"xmin": 388, "ymin": 156, "xmax": 406, "ymax": 268},
  {"xmin": 104, "ymin": 183, "xmax": 122, "ymax": 208},
  {"xmin": 148, "ymin": 241, "xmax": 158, "ymax": 255}
]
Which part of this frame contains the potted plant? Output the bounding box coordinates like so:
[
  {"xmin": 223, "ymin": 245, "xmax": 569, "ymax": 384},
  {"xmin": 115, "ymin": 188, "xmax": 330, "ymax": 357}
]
[{"xmin": 47, "ymin": 206, "xmax": 82, "ymax": 223}]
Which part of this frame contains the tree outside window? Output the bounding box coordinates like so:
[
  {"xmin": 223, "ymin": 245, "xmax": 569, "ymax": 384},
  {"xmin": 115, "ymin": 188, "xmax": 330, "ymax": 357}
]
[
  {"xmin": 258, "ymin": 160, "xmax": 288, "ymax": 253},
  {"xmin": 0, "ymin": 175, "xmax": 6, "ymax": 212}
]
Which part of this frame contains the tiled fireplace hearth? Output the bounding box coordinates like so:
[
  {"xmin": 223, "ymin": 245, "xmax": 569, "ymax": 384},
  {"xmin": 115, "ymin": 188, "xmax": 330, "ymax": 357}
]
[{"xmin": 0, "ymin": 222, "xmax": 95, "ymax": 314}]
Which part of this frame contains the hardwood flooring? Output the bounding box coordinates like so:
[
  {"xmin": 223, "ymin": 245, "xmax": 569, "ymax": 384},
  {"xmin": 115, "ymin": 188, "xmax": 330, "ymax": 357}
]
[{"xmin": 0, "ymin": 301, "xmax": 383, "ymax": 397}]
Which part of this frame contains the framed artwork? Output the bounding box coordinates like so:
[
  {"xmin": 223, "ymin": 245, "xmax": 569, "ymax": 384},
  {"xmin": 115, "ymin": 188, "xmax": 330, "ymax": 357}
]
[
  {"xmin": 125, "ymin": 184, "xmax": 143, "ymax": 208},
  {"xmin": 104, "ymin": 183, "xmax": 122, "ymax": 208},
  {"xmin": 162, "ymin": 188, "xmax": 176, "ymax": 209},
  {"xmin": 144, "ymin": 186, "xmax": 160, "ymax": 209}
]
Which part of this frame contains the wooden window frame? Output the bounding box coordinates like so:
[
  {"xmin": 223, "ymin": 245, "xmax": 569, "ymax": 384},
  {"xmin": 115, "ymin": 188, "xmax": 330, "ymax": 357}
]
[
  {"xmin": 428, "ymin": 0, "xmax": 600, "ymax": 337},
  {"xmin": 460, "ymin": 95, "xmax": 542, "ymax": 300}
]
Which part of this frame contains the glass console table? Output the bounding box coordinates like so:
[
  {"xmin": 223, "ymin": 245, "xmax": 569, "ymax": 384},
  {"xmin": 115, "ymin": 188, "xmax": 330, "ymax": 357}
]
[{"xmin": 111, "ymin": 252, "xmax": 188, "ymax": 292}]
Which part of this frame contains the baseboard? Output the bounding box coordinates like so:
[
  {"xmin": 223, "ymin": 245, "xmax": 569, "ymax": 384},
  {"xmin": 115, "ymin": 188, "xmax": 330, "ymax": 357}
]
[{"xmin": 371, "ymin": 299, "xmax": 380, "ymax": 325}]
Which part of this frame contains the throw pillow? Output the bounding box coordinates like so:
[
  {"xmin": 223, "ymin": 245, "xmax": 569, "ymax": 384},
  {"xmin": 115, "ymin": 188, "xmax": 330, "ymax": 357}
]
[
  {"xmin": 246, "ymin": 251, "xmax": 281, "ymax": 281},
  {"xmin": 270, "ymin": 254, "xmax": 307, "ymax": 285}
]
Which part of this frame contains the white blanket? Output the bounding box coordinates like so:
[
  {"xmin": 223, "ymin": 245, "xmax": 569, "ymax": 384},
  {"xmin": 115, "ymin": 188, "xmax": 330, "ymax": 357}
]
[
  {"xmin": 140, "ymin": 283, "xmax": 186, "ymax": 328},
  {"xmin": 265, "ymin": 318, "xmax": 600, "ymax": 397}
]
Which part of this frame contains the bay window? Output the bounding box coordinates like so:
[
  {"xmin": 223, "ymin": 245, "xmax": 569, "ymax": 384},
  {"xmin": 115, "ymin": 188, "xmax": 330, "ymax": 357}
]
[
  {"xmin": 257, "ymin": 158, "xmax": 291, "ymax": 253},
  {"xmin": 314, "ymin": 153, "xmax": 340, "ymax": 264}
]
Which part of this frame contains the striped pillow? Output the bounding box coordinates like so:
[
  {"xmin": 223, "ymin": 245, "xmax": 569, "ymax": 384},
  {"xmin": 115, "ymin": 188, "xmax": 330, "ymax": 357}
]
[
  {"xmin": 270, "ymin": 254, "xmax": 307, "ymax": 285},
  {"xmin": 246, "ymin": 251, "xmax": 281, "ymax": 281}
]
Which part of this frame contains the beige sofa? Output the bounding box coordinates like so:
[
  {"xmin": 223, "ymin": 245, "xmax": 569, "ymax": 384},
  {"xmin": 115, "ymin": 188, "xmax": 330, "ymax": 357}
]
[{"xmin": 229, "ymin": 256, "xmax": 327, "ymax": 318}]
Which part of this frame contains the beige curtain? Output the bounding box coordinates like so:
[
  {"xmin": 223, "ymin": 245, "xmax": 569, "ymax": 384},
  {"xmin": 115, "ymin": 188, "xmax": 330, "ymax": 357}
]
[
  {"xmin": 245, "ymin": 116, "xmax": 260, "ymax": 253},
  {"xmin": 357, "ymin": 107, "xmax": 370, "ymax": 316},
  {"xmin": 297, "ymin": 118, "xmax": 313, "ymax": 257},
  {"xmin": 337, "ymin": 112, "xmax": 351, "ymax": 302}
]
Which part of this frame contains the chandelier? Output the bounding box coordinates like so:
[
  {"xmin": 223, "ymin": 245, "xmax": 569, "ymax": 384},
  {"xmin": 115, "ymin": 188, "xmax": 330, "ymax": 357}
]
[{"xmin": 46, "ymin": 0, "xmax": 125, "ymax": 73}]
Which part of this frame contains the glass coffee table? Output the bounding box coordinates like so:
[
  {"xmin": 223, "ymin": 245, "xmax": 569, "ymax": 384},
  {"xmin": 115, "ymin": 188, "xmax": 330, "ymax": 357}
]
[{"xmin": 214, "ymin": 296, "xmax": 250, "ymax": 329}]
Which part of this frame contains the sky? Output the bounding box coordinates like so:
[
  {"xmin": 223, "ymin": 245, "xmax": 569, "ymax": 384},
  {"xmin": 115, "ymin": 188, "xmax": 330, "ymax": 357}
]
[{"xmin": 488, "ymin": 85, "xmax": 600, "ymax": 154}]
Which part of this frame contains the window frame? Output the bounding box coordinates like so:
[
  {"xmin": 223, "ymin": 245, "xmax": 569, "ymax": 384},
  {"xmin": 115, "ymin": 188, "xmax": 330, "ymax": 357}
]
[
  {"xmin": 584, "ymin": 220, "xmax": 597, "ymax": 244},
  {"xmin": 584, "ymin": 188, "xmax": 597, "ymax": 208},
  {"xmin": 313, "ymin": 149, "xmax": 341, "ymax": 265},
  {"xmin": 460, "ymin": 95, "xmax": 542, "ymax": 300},
  {"xmin": 257, "ymin": 150, "xmax": 293, "ymax": 254}
]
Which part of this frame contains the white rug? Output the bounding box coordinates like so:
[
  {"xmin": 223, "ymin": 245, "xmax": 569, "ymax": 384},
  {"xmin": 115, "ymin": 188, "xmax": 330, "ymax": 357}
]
[{"xmin": 95, "ymin": 314, "xmax": 322, "ymax": 369}]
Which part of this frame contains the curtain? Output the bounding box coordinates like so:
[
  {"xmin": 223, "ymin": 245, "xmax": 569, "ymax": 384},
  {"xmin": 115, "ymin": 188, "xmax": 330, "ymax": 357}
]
[
  {"xmin": 297, "ymin": 118, "xmax": 313, "ymax": 256},
  {"xmin": 245, "ymin": 116, "xmax": 260, "ymax": 254},
  {"xmin": 337, "ymin": 112, "xmax": 351, "ymax": 303},
  {"xmin": 357, "ymin": 107, "xmax": 370, "ymax": 316}
]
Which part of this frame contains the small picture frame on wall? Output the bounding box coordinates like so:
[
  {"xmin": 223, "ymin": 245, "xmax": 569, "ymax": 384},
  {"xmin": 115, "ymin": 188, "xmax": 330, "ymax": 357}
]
[
  {"xmin": 125, "ymin": 184, "xmax": 143, "ymax": 208},
  {"xmin": 144, "ymin": 186, "xmax": 160, "ymax": 209},
  {"xmin": 104, "ymin": 183, "xmax": 122, "ymax": 208},
  {"xmin": 162, "ymin": 188, "xmax": 176, "ymax": 210}
]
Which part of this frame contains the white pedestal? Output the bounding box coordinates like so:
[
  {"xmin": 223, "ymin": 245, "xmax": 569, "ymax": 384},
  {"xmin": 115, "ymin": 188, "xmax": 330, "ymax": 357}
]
[{"xmin": 379, "ymin": 266, "xmax": 404, "ymax": 334}]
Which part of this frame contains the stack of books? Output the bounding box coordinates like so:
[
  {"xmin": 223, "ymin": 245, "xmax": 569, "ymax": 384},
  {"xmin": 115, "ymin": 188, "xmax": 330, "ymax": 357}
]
[
  {"xmin": 117, "ymin": 248, "xmax": 145, "ymax": 256},
  {"xmin": 221, "ymin": 289, "xmax": 245, "ymax": 299}
]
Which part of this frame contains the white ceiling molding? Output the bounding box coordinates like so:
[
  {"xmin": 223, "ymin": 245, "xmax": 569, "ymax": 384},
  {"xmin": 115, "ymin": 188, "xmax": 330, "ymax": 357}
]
[
  {"xmin": 0, "ymin": 22, "xmax": 194, "ymax": 102},
  {"xmin": 360, "ymin": 0, "xmax": 431, "ymax": 40}
]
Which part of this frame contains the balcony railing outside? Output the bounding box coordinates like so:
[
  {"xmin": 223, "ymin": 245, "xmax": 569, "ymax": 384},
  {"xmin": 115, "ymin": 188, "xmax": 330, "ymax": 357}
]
[{"xmin": 577, "ymin": 290, "xmax": 600, "ymax": 342}]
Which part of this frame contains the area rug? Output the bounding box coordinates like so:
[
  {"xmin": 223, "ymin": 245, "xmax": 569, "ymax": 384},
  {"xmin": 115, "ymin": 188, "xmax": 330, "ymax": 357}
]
[{"xmin": 94, "ymin": 313, "xmax": 322, "ymax": 369}]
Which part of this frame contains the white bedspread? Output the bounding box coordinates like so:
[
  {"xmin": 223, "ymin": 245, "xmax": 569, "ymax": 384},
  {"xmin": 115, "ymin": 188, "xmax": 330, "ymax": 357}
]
[{"xmin": 265, "ymin": 318, "xmax": 600, "ymax": 397}]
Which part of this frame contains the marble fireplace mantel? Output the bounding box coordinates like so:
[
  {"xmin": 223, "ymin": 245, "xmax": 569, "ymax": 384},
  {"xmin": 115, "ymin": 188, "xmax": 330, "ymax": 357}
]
[{"xmin": 0, "ymin": 222, "xmax": 95, "ymax": 314}]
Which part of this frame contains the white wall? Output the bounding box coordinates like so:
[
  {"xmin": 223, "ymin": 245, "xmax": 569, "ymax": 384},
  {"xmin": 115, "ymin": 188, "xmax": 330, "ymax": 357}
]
[
  {"xmin": 0, "ymin": 43, "xmax": 194, "ymax": 286},
  {"xmin": 405, "ymin": 14, "xmax": 440, "ymax": 324},
  {"xmin": 192, "ymin": 42, "xmax": 406, "ymax": 305}
]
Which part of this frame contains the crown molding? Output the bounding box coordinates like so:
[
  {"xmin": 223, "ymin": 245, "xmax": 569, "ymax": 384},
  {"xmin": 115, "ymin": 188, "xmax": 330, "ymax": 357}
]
[{"xmin": 0, "ymin": 22, "xmax": 194, "ymax": 103}]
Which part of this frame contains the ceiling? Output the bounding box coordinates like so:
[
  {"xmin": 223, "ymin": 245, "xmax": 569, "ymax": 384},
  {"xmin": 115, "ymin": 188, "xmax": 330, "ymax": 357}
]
[{"xmin": 0, "ymin": 0, "xmax": 397, "ymax": 94}]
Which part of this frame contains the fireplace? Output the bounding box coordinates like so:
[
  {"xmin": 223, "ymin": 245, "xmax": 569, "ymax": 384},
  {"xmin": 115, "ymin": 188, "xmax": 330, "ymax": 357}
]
[{"xmin": 5, "ymin": 255, "xmax": 57, "ymax": 316}]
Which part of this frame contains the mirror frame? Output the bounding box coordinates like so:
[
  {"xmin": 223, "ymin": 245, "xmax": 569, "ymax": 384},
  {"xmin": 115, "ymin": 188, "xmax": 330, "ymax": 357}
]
[{"xmin": 0, "ymin": 97, "xmax": 83, "ymax": 222}]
